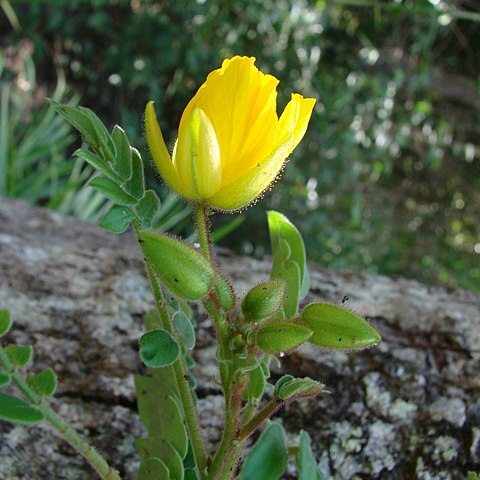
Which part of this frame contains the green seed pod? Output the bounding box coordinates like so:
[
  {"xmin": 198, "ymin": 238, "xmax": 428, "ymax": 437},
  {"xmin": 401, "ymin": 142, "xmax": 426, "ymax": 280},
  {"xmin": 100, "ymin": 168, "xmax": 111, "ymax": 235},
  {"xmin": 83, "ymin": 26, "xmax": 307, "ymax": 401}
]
[
  {"xmin": 255, "ymin": 321, "xmax": 312, "ymax": 354},
  {"xmin": 138, "ymin": 231, "xmax": 215, "ymax": 301},
  {"xmin": 300, "ymin": 302, "xmax": 381, "ymax": 349},
  {"xmin": 241, "ymin": 279, "xmax": 286, "ymax": 322}
]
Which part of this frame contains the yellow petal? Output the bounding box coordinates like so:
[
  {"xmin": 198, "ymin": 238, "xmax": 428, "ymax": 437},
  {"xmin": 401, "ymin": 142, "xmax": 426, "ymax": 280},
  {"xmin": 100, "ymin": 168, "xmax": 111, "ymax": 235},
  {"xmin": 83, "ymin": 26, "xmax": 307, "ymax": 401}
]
[
  {"xmin": 145, "ymin": 101, "xmax": 188, "ymax": 198},
  {"xmin": 278, "ymin": 94, "xmax": 316, "ymax": 156},
  {"xmin": 208, "ymin": 94, "xmax": 315, "ymax": 211},
  {"xmin": 174, "ymin": 107, "xmax": 221, "ymax": 199},
  {"xmin": 184, "ymin": 56, "xmax": 280, "ymax": 184}
]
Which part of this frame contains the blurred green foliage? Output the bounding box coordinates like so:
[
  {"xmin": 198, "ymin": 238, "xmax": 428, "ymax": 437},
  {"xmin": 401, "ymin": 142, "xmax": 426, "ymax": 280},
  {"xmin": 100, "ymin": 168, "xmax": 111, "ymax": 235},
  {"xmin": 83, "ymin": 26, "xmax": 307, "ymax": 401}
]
[{"xmin": 2, "ymin": 0, "xmax": 479, "ymax": 291}]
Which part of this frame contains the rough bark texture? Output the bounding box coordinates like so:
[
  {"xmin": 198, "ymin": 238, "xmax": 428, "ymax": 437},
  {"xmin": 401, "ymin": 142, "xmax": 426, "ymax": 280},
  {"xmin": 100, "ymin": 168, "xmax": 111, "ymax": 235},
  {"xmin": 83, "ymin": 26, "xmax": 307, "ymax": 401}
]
[{"xmin": 0, "ymin": 197, "xmax": 479, "ymax": 479}]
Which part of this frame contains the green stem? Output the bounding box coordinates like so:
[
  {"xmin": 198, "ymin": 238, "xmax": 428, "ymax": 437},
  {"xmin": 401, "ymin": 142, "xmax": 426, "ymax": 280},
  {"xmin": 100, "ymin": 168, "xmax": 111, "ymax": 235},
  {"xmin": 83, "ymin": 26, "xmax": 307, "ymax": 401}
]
[
  {"xmin": 207, "ymin": 369, "xmax": 244, "ymax": 480},
  {"xmin": 0, "ymin": 347, "xmax": 121, "ymax": 480},
  {"xmin": 238, "ymin": 398, "xmax": 284, "ymax": 441},
  {"xmin": 195, "ymin": 203, "xmax": 212, "ymax": 262},
  {"xmin": 144, "ymin": 263, "xmax": 207, "ymax": 477}
]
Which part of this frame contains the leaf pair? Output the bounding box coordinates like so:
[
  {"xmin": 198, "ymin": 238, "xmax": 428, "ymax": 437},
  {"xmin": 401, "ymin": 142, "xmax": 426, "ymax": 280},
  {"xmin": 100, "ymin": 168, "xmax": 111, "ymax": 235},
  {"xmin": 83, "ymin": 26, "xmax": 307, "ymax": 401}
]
[{"xmin": 0, "ymin": 309, "xmax": 57, "ymax": 426}]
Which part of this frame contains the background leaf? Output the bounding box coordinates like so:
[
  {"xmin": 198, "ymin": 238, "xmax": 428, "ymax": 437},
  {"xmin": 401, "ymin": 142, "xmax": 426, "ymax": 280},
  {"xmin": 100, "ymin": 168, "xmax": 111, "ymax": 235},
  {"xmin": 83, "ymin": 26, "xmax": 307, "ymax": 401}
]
[
  {"xmin": 26, "ymin": 368, "xmax": 57, "ymax": 397},
  {"xmin": 240, "ymin": 422, "xmax": 288, "ymax": 480},
  {"xmin": 5, "ymin": 345, "xmax": 33, "ymax": 367},
  {"xmin": 0, "ymin": 393, "xmax": 44, "ymax": 424},
  {"xmin": 0, "ymin": 309, "xmax": 12, "ymax": 336},
  {"xmin": 296, "ymin": 430, "xmax": 321, "ymax": 480}
]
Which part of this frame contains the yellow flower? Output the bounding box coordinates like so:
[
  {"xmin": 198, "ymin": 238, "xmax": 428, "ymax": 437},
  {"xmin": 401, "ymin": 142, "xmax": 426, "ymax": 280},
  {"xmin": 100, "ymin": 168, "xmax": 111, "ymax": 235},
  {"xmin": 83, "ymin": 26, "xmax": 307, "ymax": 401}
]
[{"xmin": 145, "ymin": 56, "xmax": 315, "ymax": 211}]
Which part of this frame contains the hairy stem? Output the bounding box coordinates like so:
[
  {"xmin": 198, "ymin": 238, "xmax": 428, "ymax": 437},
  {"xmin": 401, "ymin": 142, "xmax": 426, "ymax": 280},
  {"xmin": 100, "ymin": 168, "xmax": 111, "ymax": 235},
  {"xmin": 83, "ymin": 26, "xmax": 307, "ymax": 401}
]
[
  {"xmin": 0, "ymin": 347, "xmax": 121, "ymax": 480},
  {"xmin": 195, "ymin": 203, "xmax": 213, "ymax": 263},
  {"xmin": 238, "ymin": 398, "xmax": 284, "ymax": 441}
]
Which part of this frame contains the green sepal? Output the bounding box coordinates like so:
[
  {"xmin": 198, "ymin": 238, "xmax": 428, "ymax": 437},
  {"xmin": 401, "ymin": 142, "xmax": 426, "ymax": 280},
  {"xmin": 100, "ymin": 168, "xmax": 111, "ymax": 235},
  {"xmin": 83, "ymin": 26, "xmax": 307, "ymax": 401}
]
[
  {"xmin": 139, "ymin": 329, "xmax": 180, "ymax": 368},
  {"xmin": 89, "ymin": 176, "xmax": 138, "ymax": 205},
  {"xmin": 299, "ymin": 302, "xmax": 381, "ymax": 349},
  {"xmin": 173, "ymin": 311, "xmax": 195, "ymax": 350},
  {"xmin": 0, "ymin": 309, "xmax": 12, "ymax": 336},
  {"xmin": 255, "ymin": 322, "xmax": 312, "ymax": 354},
  {"xmin": 26, "ymin": 368, "xmax": 57, "ymax": 397},
  {"xmin": 0, "ymin": 393, "xmax": 44, "ymax": 424},
  {"xmin": 139, "ymin": 231, "xmax": 215, "ymax": 301},
  {"xmin": 275, "ymin": 377, "xmax": 325, "ymax": 401},
  {"xmin": 296, "ymin": 430, "xmax": 320, "ymax": 480},
  {"xmin": 243, "ymin": 363, "xmax": 266, "ymax": 403},
  {"xmin": 240, "ymin": 422, "xmax": 288, "ymax": 480},
  {"xmin": 124, "ymin": 148, "xmax": 145, "ymax": 200},
  {"xmin": 99, "ymin": 205, "xmax": 135, "ymax": 233},
  {"xmin": 214, "ymin": 275, "xmax": 235, "ymax": 311},
  {"xmin": 111, "ymin": 125, "xmax": 132, "ymax": 180},
  {"xmin": 242, "ymin": 279, "xmax": 286, "ymax": 322},
  {"xmin": 5, "ymin": 345, "xmax": 33, "ymax": 367},
  {"xmin": 137, "ymin": 190, "xmax": 161, "ymax": 229},
  {"xmin": 0, "ymin": 372, "xmax": 11, "ymax": 387}
]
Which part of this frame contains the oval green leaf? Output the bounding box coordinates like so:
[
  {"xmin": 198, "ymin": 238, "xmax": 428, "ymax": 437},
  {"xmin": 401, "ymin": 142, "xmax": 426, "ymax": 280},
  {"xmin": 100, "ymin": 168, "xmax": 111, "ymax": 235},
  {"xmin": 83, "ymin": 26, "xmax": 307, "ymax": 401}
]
[
  {"xmin": 139, "ymin": 329, "xmax": 180, "ymax": 368},
  {"xmin": 256, "ymin": 322, "xmax": 312, "ymax": 354},
  {"xmin": 139, "ymin": 231, "xmax": 215, "ymax": 301},
  {"xmin": 0, "ymin": 393, "xmax": 44, "ymax": 424},
  {"xmin": 268, "ymin": 210, "xmax": 309, "ymax": 301},
  {"xmin": 124, "ymin": 149, "xmax": 145, "ymax": 200},
  {"xmin": 137, "ymin": 189, "xmax": 161, "ymax": 229},
  {"xmin": 27, "ymin": 368, "xmax": 57, "ymax": 397},
  {"xmin": 5, "ymin": 345, "xmax": 33, "ymax": 367},
  {"xmin": 112, "ymin": 125, "xmax": 132, "ymax": 180},
  {"xmin": 240, "ymin": 422, "xmax": 288, "ymax": 480},
  {"xmin": 0, "ymin": 309, "xmax": 12, "ymax": 336},
  {"xmin": 173, "ymin": 311, "xmax": 195, "ymax": 350},
  {"xmin": 99, "ymin": 205, "xmax": 136, "ymax": 233},
  {"xmin": 300, "ymin": 302, "xmax": 381, "ymax": 349},
  {"xmin": 137, "ymin": 457, "xmax": 170, "ymax": 480},
  {"xmin": 89, "ymin": 176, "xmax": 138, "ymax": 205},
  {"xmin": 242, "ymin": 279, "xmax": 286, "ymax": 322},
  {"xmin": 296, "ymin": 430, "xmax": 319, "ymax": 480}
]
